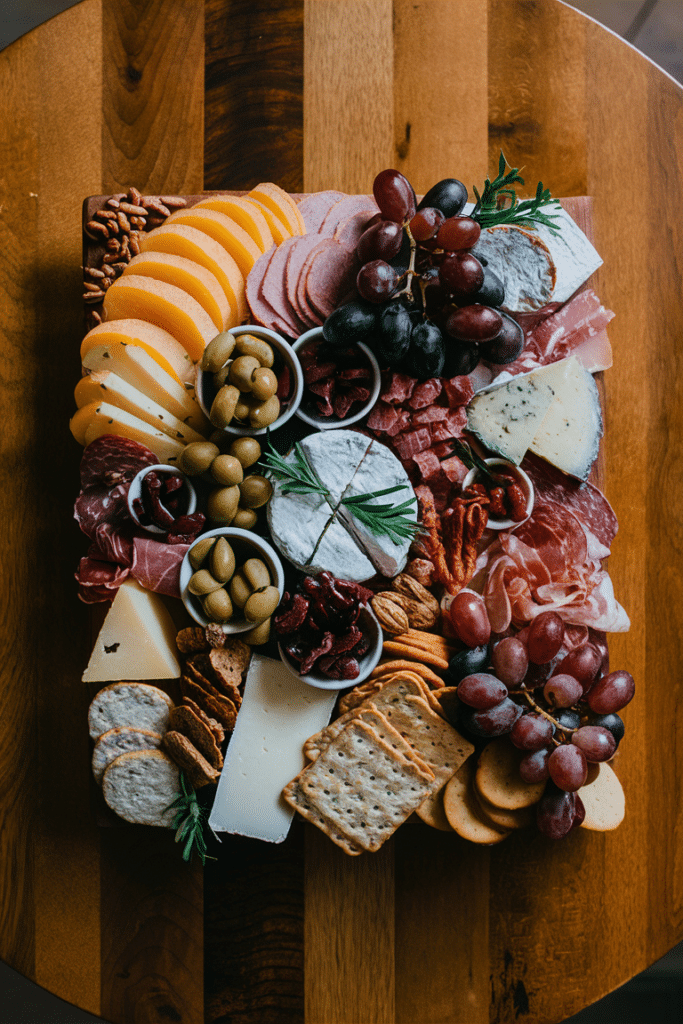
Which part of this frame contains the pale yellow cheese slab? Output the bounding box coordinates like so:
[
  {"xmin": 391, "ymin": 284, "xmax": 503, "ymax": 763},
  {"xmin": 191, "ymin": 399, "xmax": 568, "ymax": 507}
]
[
  {"xmin": 73, "ymin": 401, "xmax": 185, "ymax": 465},
  {"xmin": 74, "ymin": 371, "xmax": 206, "ymax": 444},
  {"xmin": 80, "ymin": 319, "xmax": 195, "ymax": 384},
  {"xmin": 165, "ymin": 208, "xmax": 262, "ymax": 278},
  {"xmin": 195, "ymin": 195, "xmax": 274, "ymax": 252}
]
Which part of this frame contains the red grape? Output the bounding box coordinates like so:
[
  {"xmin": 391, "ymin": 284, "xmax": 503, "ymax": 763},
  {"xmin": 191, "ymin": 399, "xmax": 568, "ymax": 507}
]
[
  {"xmin": 527, "ymin": 612, "xmax": 564, "ymax": 664},
  {"xmin": 519, "ymin": 746, "xmax": 551, "ymax": 783},
  {"xmin": 373, "ymin": 169, "xmax": 416, "ymax": 223},
  {"xmin": 478, "ymin": 315, "xmax": 524, "ymax": 364},
  {"xmin": 511, "ymin": 713, "xmax": 554, "ymax": 751},
  {"xmin": 409, "ymin": 207, "xmax": 444, "ymax": 241},
  {"xmin": 572, "ymin": 793, "xmax": 586, "ymax": 829},
  {"xmin": 457, "ymin": 673, "xmax": 507, "ymax": 710},
  {"xmin": 543, "ymin": 673, "xmax": 583, "ymax": 709},
  {"xmin": 548, "ymin": 743, "xmax": 587, "ymax": 791},
  {"xmin": 445, "ymin": 304, "xmax": 503, "ymax": 342},
  {"xmin": 555, "ymin": 643, "xmax": 602, "ymax": 694},
  {"xmin": 587, "ymin": 670, "xmax": 635, "ymax": 714},
  {"xmin": 449, "ymin": 590, "xmax": 491, "ymax": 647},
  {"xmin": 491, "ymin": 637, "xmax": 529, "ymax": 687},
  {"xmin": 357, "ymin": 220, "xmax": 403, "ymax": 263},
  {"xmin": 356, "ymin": 260, "xmax": 399, "ymax": 303},
  {"xmin": 537, "ymin": 785, "xmax": 577, "ymax": 839},
  {"xmin": 571, "ymin": 725, "xmax": 617, "ymax": 762},
  {"xmin": 462, "ymin": 697, "xmax": 523, "ymax": 737},
  {"xmin": 439, "ymin": 252, "xmax": 484, "ymax": 294},
  {"xmin": 436, "ymin": 215, "xmax": 481, "ymax": 251}
]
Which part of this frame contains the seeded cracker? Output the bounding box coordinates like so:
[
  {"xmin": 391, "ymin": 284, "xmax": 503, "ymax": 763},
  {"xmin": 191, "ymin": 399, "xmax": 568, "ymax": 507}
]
[
  {"xmin": 283, "ymin": 719, "xmax": 435, "ymax": 854},
  {"xmin": 170, "ymin": 705, "xmax": 223, "ymax": 770},
  {"xmin": 162, "ymin": 731, "xmax": 220, "ymax": 788},
  {"xmin": 376, "ymin": 694, "xmax": 474, "ymax": 787},
  {"xmin": 92, "ymin": 726, "xmax": 163, "ymax": 784},
  {"xmin": 179, "ymin": 678, "xmax": 238, "ymax": 732},
  {"xmin": 181, "ymin": 696, "xmax": 225, "ymax": 745}
]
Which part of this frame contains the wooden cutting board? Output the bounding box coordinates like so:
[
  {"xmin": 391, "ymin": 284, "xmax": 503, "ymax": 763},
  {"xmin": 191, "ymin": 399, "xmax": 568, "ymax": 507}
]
[{"xmin": 0, "ymin": 2, "xmax": 681, "ymax": 1023}]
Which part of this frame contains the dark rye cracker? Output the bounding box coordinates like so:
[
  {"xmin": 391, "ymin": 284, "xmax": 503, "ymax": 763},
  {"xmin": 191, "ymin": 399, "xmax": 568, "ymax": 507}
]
[
  {"xmin": 179, "ymin": 677, "xmax": 238, "ymax": 733},
  {"xmin": 170, "ymin": 705, "xmax": 223, "ymax": 770},
  {"xmin": 162, "ymin": 731, "xmax": 220, "ymax": 788},
  {"xmin": 181, "ymin": 696, "xmax": 225, "ymax": 745}
]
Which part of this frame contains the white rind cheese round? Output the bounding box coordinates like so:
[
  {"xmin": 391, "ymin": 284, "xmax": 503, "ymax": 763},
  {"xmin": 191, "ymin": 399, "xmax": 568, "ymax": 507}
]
[{"xmin": 473, "ymin": 226, "xmax": 556, "ymax": 312}]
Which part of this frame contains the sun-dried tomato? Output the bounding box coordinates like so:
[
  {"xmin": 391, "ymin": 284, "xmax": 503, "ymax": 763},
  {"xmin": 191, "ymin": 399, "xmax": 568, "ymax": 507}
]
[
  {"xmin": 316, "ymin": 655, "xmax": 360, "ymax": 680},
  {"xmin": 299, "ymin": 632, "xmax": 335, "ymax": 674},
  {"xmin": 166, "ymin": 512, "xmax": 206, "ymax": 544},
  {"xmin": 506, "ymin": 482, "xmax": 528, "ymax": 521},
  {"xmin": 274, "ymin": 592, "xmax": 310, "ymax": 634}
]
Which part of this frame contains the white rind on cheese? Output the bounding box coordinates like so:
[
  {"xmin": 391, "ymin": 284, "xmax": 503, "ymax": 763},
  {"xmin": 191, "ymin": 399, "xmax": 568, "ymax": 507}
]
[
  {"xmin": 306, "ymin": 515, "xmax": 375, "ymax": 582},
  {"xmin": 301, "ymin": 430, "xmax": 371, "ymax": 505},
  {"xmin": 467, "ymin": 376, "xmax": 556, "ymax": 464},
  {"xmin": 529, "ymin": 356, "xmax": 603, "ymax": 480},
  {"xmin": 208, "ymin": 655, "xmax": 338, "ymax": 841},
  {"xmin": 267, "ymin": 485, "xmax": 333, "ymax": 572},
  {"xmin": 82, "ymin": 580, "xmax": 181, "ymax": 682},
  {"xmin": 472, "ymin": 226, "xmax": 556, "ymax": 312}
]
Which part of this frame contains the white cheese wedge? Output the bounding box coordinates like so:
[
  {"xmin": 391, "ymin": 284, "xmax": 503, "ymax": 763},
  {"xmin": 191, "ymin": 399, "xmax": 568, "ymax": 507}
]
[
  {"xmin": 467, "ymin": 375, "xmax": 556, "ymax": 464},
  {"xmin": 267, "ymin": 486, "xmax": 333, "ymax": 572},
  {"xmin": 306, "ymin": 515, "xmax": 375, "ymax": 581},
  {"xmin": 208, "ymin": 655, "xmax": 337, "ymax": 841},
  {"xmin": 529, "ymin": 356, "xmax": 603, "ymax": 480},
  {"xmin": 82, "ymin": 579, "xmax": 180, "ymax": 682},
  {"xmin": 81, "ymin": 402, "xmax": 185, "ymax": 465},
  {"xmin": 301, "ymin": 430, "xmax": 371, "ymax": 505}
]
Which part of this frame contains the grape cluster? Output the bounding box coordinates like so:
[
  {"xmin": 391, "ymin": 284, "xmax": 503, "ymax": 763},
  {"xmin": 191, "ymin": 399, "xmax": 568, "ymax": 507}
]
[
  {"xmin": 446, "ymin": 595, "xmax": 635, "ymax": 840},
  {"xmin": 322, "ymin": 169, "xmax": 525, "ymax": 380}
]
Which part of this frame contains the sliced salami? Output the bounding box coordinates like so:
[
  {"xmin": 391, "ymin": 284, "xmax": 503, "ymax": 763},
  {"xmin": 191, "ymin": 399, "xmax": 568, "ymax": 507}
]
[
  {"xmin": 297, "ymin": 191, "xmax": 347, "ymax": 233},
  {"xmin": 259, "ymin": 236, "xmax": 309, "ymax": 336},
  {"xmin": 334, "ymin": 211, "xmax": 377, "ymax": 252},
  {"xmin": 318, "ymin": 195, "xmax": 378, "ymax": 237},
  {"xmin": 285, "ymin": 235, "xmax": 332, "ymax": 328},
  {"xmin": 305, "ymin": 242, "xmax": 359, "ymax": 320},
  {"xmin": 523, "ymin": 453, "xmax": 618, "ymax": 547},
  {"xmin": 80, "ymin": 435, "xmax": 157, "ymax": 491},
  {"xmin": 245, "ymin": 245, "xmax": 294, "ymax": 336}
]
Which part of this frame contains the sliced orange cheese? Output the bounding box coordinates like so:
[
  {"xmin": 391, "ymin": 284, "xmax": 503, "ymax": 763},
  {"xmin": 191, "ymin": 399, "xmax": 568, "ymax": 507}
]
[
  {"xmin": 140, "ymin": 224, "xmax": 247, "ymax": 322},
  {"xmin": 248, "ymin": 183, "xmax": 305, "ymax": 236},
  {"xmin": 81, "ymin": 341, "xmax": 209, "ymax": 434},
  {"xmin": 73, "ymin": 401, "xmax": 185, "ymax": 465},
  {"xmin": 74, "ymin": 371, "xmax": 207, "ymax": 444},
  {"xmin": 79, "ymin": 320, "xmax": 194, "ymax": 385},
  {"xmin": 244, "ymin": 197, "xmax": 292, "ymax": 246},
  {"xmin": 103, "ymin": 276, "xmax": 217, "ymax": 363},
  {"xmin": 194, "ymin": 195, "xmax": 274, "ymax": 252},
  {"xmin": 124, "ymin": 251, "xmax": 232, "ymax": 332},
  {"xmin": 165, "ymin": 208, "xmax": 262, "ymax": 278}
]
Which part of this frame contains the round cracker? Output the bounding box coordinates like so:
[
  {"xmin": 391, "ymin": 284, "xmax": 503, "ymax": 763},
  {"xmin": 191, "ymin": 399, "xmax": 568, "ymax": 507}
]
[
  {"xmin": 88, "ymin": 682, "xmax": 174, "ymax": 740},
  {"xmin": 415, "ymin": 786, "xmax": 454, "ymax": 832},
  {"xmin": 102, "ymin": 749, "xmax": 180, "ymax": 826},
  {"xmin": 475, "ymin": 738, "xmax": 546, "ymax": 810},
  {"xmin": 475, "ymin": 790, "xmax": 533, "ymax": 831},
  {"xmin": 443, "ymin": 758, "xmax": 510, "ymax": 845},
  {"xmin": 579, "ymin": 762, "xmax": 625, "ymax": 831},
  {"xmin": 92, "ymin": 726, "xmax": 162, "ymax": 784}
]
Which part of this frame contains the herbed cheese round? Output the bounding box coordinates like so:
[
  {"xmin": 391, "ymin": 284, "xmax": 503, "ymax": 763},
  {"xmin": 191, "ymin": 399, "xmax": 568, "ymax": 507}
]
[
  {"xmin": 102, "ymin": 749, "xmax": 180, "ymax": 826},
  {"xmin": 88, "ymin": 682, "xmax": 174, "ymax": 740}
]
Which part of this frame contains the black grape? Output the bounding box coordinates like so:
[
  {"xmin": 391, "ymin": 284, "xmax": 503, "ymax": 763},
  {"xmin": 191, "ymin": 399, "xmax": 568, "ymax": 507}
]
[
  {"xmin": 479, "ymin": 312, "xmax": 524, "ymax": 364},
  {"xmin": 403, "ymin": 320, "xmax": 445, "ymax": 380},
  {"xmin": 322, "ymin": 301, "xmax": 378, "ymax": 348},
  {"xmin": 442, "ymin": 338, "xmax": 480, "ymax": 376},
  {"xmin": 445, "ymin": 644, "xmax": 490, "ymax": 685},
  {"xmin": 374, "ymin": 301, "xmax": 413, "ymax": 363},
  {"xmin": 417, "ymin": 178, "xmax": 468, "ymax": 218}
]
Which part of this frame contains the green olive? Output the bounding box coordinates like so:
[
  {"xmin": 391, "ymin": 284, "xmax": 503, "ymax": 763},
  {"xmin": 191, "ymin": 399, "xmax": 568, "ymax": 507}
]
[
  {"xmin": 202, "ymin": 587, "xmax": 233, "ymax": 623},
  {"xmin": 179, "ymin": 441, "xmax": 220, "ymax": 476},
  {"xmin": 207, "ymin": 485, "xmax": 240, "ymax": 523},
  {"xmin": 239, "ymin": 474, "xmax": 273, "ymax": 509},
  {"xmin": 213, "ymin": 363, "xmax": 232, "ymax": 389},
  {"xmin": 249, "ymin": 394, "xmax": 280, "ymax": 428},
  {"xmin": 242, "ymin": 616, "xmax": 271, "ymax": 645},
  {"xmin": 232, "ymin": 395, "xmax": 252, "ymax": 422},
  {"xmin": 232, "ymin": 506, "xmax": 258, "ymax": 530},
  {"xmin": 209, "ymin": 429, "xmax": 225, "ymax": 447},
  {"xmin": 244, "ymin": 585, "xmax": 280, "ymax": 623},
  {"xmin": 242, "ymin": 557, "xmax": 271, "ymax": 590},
  {"xmin": 202, "ymin": 332, "xmax": 236, "ymax": 372},
  {"xmin": 210, "ymin": 454, "xmax": 244, "ymax": 486},
  {"xmin": 188, "ymin": 535, "xmax": 216, "ymax": 570},
  {"xmin": 229, "ymin": 570, "xmax": 252, "ymax": 610},
  {"xmin": 234, "ymin": 334, "xmax": 274, "ymax": 367},
  {"xmin": 250, "ymin": 366, "xmax": 278, "ymax": 401},
  {"xmin": 229, "ymin": 436, "xmax": 262, "ymax": 468},
  {"xmin": 188, "ymin": 569, "xmax": 224, "ymax": 596},
  {"xmin": 210, "ymin": 537, "xmax": 236, "ymax": 583},
  {"xmin": 229, "ymin": 355, "xmax": 261, "ymax": 393},
  {"xmin": 210, "ymin": 384, "xmax": 240, "ymax": 428}
]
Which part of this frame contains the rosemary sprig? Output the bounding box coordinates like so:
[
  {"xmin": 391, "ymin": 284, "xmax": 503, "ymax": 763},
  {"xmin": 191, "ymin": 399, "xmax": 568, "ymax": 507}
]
[
  {"xmin": 166, "ymin": 772, "xmax": 214, "ymax": 865},
  {"xmin": 450, "ymin": 439, "xmax": 506, "ymax": 486},
  {"xmin": 342, "ymin": 485, "xmax": 421, "ymax": 544},
  {"xmin": 471, "ymin": 151, "xmax": 561, "ymax": 233},
  {"xmin": 261, "ymin": 438, "xmax": 329, "ymax": 496}
]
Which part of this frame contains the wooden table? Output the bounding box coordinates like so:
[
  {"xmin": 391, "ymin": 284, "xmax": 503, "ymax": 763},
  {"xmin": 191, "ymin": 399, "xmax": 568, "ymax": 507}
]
[{"xmin": 1, "ymin": 2, "xmax": 681, "ymax": 1021}]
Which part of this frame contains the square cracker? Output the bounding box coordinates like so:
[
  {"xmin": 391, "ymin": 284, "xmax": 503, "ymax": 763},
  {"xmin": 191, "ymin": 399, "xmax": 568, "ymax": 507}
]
[
  {"xmin": 288, "ymin": 718, "xmax": 435, "ymax": 853},
  {"xmin": 284, "ymin": 777, "xmax": 364, "ymax": 856},
  {"xmin": 379, "ymin": 694, "xmax": 474, "ymax": 788}
]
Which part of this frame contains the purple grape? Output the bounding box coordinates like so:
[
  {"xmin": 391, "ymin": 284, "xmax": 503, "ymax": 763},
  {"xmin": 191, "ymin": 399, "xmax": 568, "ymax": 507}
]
[
  {"xmin": 461, "ymin": 697, "xmax": 523, "ymax": 737},
  {"xmin": 555, "ymin": 643, "xmax": 602, "ymax": 694},
  {"xmin": 445, "ymin": 304, "xmax": 502, "ymax": 342},
  {"xmin": 439, "ymin": 252, "xmax": 484, "ymax": 294},
  {"xmin": 519, "ymin": 746, "xmax": 552, "ymax": 783},
  {"xmin": 587, "ymin": 712, "xmax": 624, "ymax": 747},
  {"xmin": 572, "ymin": 794, "xmax": 586, "ymax": 829},
  {"xmin": 491, "ymin": 637, "xmax": 528, "ymax": 687},
  {"xmin": 373, "ymin": 169, "xmax": 416, "ymax": 223},
  {"xmin": 510, "ymin": 713, "xmax": 555, "ymax": 751},
  {"xmin": 527, "ymin": 612, "xmax": 564, "ymax": 664},
  {"xmin": 457, "ymin": 672, "xmax": 507, "ymax": 710},
  {"xmin": 571, "ymin": 726, "xmax": 617, "ymax": 762},
  {"xmin": 409, "ymin": 207, "xmax": 444, "ymax": 241},
  {"xmin": 435, "ymin": 215, "xmax": 481, "ymax": 251},
  {"xmin": 357, "ymin": 220, "xmax": 403, "ymax": 263},
  {"xmin": 478, "ymin": 313, "xmax": 524, "ymax": 364},
  {"xmin": 587, "ymin": 670, "xmax": 635, "ymax": 714},
  {"xmin": 356, "ymin": 260, "xmax": 399, "ymax": 303},
  {"xmin": 537, "ymin": 784, "xmax": 577, "ymax": 839},
  {"xmin": 548, "ymin": 743, "xmax": 587, "ymax": 791},
  {"xmin": 543, "ymin": 673, "xmax": 583, "ymax": 709}
]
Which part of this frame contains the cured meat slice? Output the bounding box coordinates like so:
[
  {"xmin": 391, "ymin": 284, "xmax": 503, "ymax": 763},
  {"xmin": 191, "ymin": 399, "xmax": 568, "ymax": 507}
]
[
  {"xmin": 259, "ymin": 236, "xmax": 309, "ymax": 335},
  {"xmin": 89, "ymin": 522, "xmax": 136, "ymax": 567},
  {"xmin": 523, "ymin": 453, "xmax": 618, "ymax": 547},
  {"xmin": 74, "ymin": 483, "xmax": 129, "ymax": 540},
  {"xmin": 80, "ymin": 435, "xmax": 157, "ymax": 491},
  {"xmin": 318, "ymin": 195, "xmax": 379, "ymax": 237},
  {"xmin": 297, "ymin": 191, "xmax": 347, "ymax": 233},
  {"xmin": 305, "ymin": 242, "xmax": 359, "ymax": 319},
  {"xmin": 285, "ymin": 235, "xmax": 331, "ymax": 328},
  {"xmin": 76, "ymin": 557, "xmax": 130, "ymax": 603},
  {"xmin": 296, "ymin": 241, "xmax": 334, "ymax": 327},
  {"xmin": 334, "ymin": 211, "xmax": 377, "ymax": 252},
  {"xmin": 245, "ymin": 245, "xmax": 293, "ymax": 336},
  {"xmin": 131, "ymin": 537, "xmax": 189, "ymax": 598}
]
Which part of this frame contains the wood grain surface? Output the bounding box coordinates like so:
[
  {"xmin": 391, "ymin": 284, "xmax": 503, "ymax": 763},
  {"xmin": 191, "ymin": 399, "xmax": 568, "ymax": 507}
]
[{"xmin": 0, "ymin": 1, "xmax": 681, "ymax": 1023}]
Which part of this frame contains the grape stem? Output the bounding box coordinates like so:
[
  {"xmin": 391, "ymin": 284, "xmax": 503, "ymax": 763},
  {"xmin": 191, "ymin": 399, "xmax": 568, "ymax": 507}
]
[
  {"xmin": 394, "ymin": 223, "xmax": 418, "ymax": 299},
  {"xmin": 520, "ymin": 685, "xmax": 577, "ymax": 742}
]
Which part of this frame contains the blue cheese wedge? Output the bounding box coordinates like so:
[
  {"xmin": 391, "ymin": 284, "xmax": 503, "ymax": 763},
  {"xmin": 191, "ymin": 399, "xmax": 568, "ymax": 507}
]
[
  {"xmin": 466, "ymin": 375, "xmax": 556, "ymax": 464},
  {"xmin": 533, "ymin": 206, "xmax": 603, "ymax": 305},
  {"xmin": 529, "ymin": 356, "xmax": 602, "ymax": 480}
]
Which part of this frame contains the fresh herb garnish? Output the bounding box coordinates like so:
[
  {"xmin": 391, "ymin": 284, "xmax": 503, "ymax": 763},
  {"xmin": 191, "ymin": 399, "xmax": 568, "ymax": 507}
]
[
  {"xmin": 166, "ymin": 772, "xmax": 214, "ymax": 865},
  {"xmin": 471, "ymin": 151, "xmax": 561, "ymax": 233},
  {"xmin": 451, "ymin": 439, "xmax": 507, "ymax": 486},
  {"xmin": 261, "ymin": 438, "xmax": 329, "ymax": 496}
]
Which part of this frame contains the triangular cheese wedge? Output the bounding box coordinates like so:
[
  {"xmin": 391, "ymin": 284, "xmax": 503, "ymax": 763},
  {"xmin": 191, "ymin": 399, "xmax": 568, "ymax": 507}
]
[
  {"xmin": 466, "ymin": 370, "xmax": 556, "ymax": 465},
  {"xmin": 82, "ymin": 580, "xmax": 180, "ymax": 682}
]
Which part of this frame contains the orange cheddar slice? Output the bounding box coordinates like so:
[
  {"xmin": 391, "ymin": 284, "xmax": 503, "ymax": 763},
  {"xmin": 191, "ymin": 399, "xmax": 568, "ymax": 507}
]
[
  {"xmin": 194, "ymin": 195, "xmax": 274, "ymax": 253},
  {"xmin": 74, "ymin": 371, "xmax": 207, "ymax": 444},
  {"xmin": 124, "ymin": 252, "xmax": 232, "ymax": 332},
  {"xmin": 76, "ymin": 401, "xmax": 185, "ymax": 465},
  {"xmin": 165, "ymin": 208, "xmax": 262, "ymax": 278},
  {"xmin": 79, "ymin": 320, "xmax": 194, "ymax": 385},
  {"xmin": 81, "ymin": 341, "xmax": 209, "ymax": 434},
  {"xmin": 248, "ymin": 182, "xmax": 305, "ymax": 236},
  {"xmin": 243, "ymin": 197, "xmax": 292, "ymax": 246},
  {"xmin": 140, "ymin": 224, "xmax": 246, "ymax": 322},
  {"xmin": 103, "ymin": 276, "xmax": 216, "ymax": 363}
]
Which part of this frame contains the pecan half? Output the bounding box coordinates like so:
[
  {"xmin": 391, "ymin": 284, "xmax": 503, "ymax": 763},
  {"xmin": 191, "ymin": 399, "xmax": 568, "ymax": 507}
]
[{"xmin": 392, "ymin": 573, "xmax": 440, "ymax": 615}]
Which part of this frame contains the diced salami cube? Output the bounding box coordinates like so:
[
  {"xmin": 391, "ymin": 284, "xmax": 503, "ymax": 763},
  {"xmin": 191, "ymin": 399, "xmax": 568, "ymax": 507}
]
[
  {"xmin": 409, "ymin": 378, "xmax": 443, "ymax": 409},
  {"xmin": 443, "ymin": 375, "xmax": 474, "ymax": 408},
  {"xmin": 440, "ymin": 455, "xmax": 469, "ymax": 483},
  {"xmin": 411, "ymin": 405, "xmax": 449, "ymax": 425},
  {"xmin": 413, "ymin": 449, "xmax": 442, "ymax": 481},
  {"xmin": 447, "ymin": 407, "xmax": 468, "ymax": 435},
  {"xmin": 431, "ymin": 473, "xmax": 453, "ymax": 512},
  {"xmin": 393, "ymin": 427, "xmax": 432, "ymax": 460},
  {"xmin": 431, "ymin": 441, "xmax": 454, "ymax": 459},
  {"xmin": 304, "ymin": 360, "xmax": 337, "ymax": 384},
  {"xmin": 367, "ymin": 401, "xmax": 399, "ymax": 432},
  {"xmin": 385, "ymin": 408, "xmax": 411, "ymax": 437},
  {"xmin": 380, "ymin": 371, "xmax": 416, "ymax": 405},
  {"xmin": 430, "ymin": 420, "xmax": 453, "ymax": 443}
]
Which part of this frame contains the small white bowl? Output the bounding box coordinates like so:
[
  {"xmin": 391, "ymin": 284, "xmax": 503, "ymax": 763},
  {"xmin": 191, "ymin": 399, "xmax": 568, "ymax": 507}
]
[
  {"xmin": 462, "ymin": 458, "xmax": 534, "ymax": 530},
  {"xmin": 292, "ymin": 327, "xmax": 381, "ymax": 430},
  {"xmin": 195, "ymin": 325, "xmax": 304, "ymax": 437},
  {"xmin": 127, "ymin": 464, "xmax": 197, "ymax": 534},
  {"xmin": 277, "ymin": 605, "xmax": 383, "ymax": 690},
  {"xmin": 180, "ymin": 526, "xmax": 285, "ymax": 633}
]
